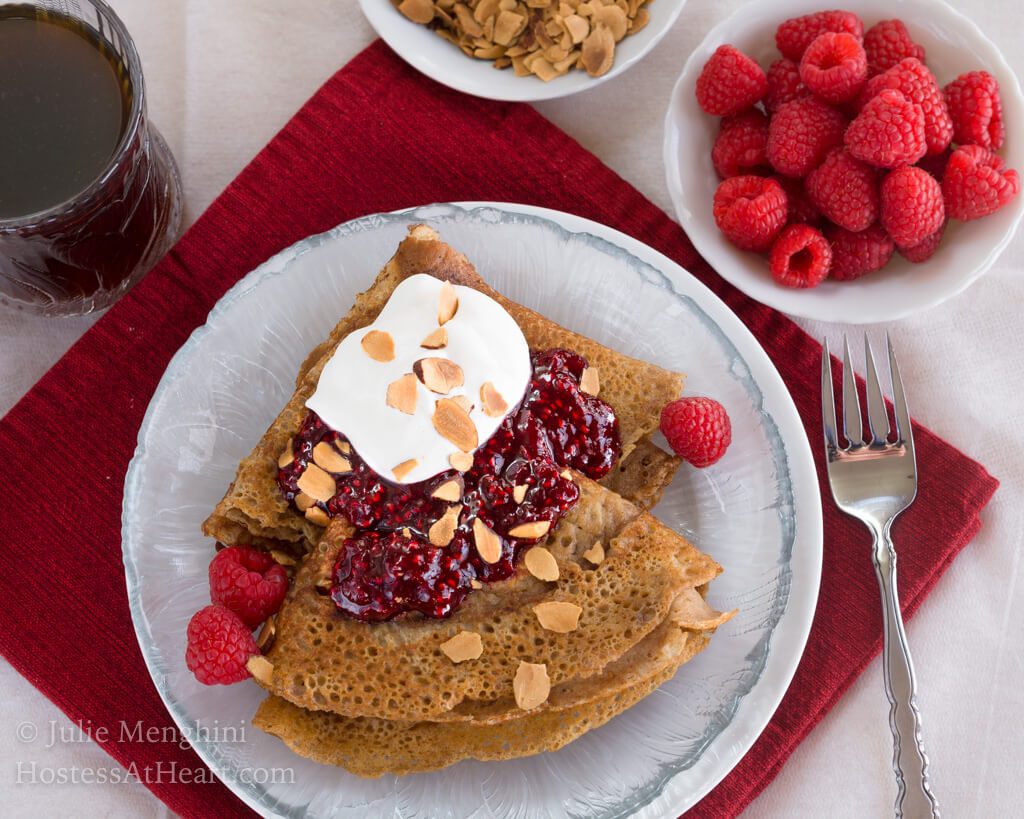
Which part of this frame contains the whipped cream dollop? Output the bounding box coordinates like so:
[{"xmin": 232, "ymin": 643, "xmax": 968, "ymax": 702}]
[{"xmin": 306, "ymin": 274, "xmax": 531, "ymax": 484}]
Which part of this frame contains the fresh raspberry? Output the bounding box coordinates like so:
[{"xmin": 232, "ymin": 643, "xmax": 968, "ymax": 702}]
[
  {"xmin": 774, "ymin": 175, "xmax": 822, "ymax": 225},
  {"xmin": 209, "ymin": 545, "xmax": 289, "ymax": 629},
  {"xmin": 942, "ymin": 144, "xmax": 1021, "ymax": 221},
  {"xmin": 916, "ymin": 147, "xmax": 952, "ymax": 182},
  {"xmin": 769, "ymin": 224, "xmax": 832, "ymax": 287},
  {"xmin": 858, "ymin": 59, "xmax": 952, "ymax": 156},
  {"xmin": 767, "ymin": 96, "xmax": 848, "ymax": 177},
  {"xmin": 799, "ymin": 32, "xmax": 867, "ymax": 104},
  {"xmin": 845, "ymin": 89, "xmax": 927, "ymax": 168},
  {"xmin": 765, "ymin": 58, "xmax": 809, "ymax": 113},
  {"xmin": 944, "ymin": 71, "xmax": 1005, "ymax": 150},
  {"xmin": 185, "ymin": 605, "xmax": 259, "ymax": 685},
  {"xmin": 880, "ymin": 166, "xmax": 945, "ymax": 248},
  {"xmin": 696, "ymin": 45, "xmax": 768, "ymax": 116},
  {"xmin": 712, "ymin": 175, "xmax": 788, "ymax": 251},
  {"xmin": 776, "ymin": 10, "xmax": 864, "ymax": 62},
  {"xmin": 659, "ymin": 397, "xmax": 732, "ymax": 468},
  {"xmin": 712, "ymin": 109, "xmax": 770, "ymax": 178},
  {"xmin": 863, "ymin": 20, "xmax": 925, "ymax": 76},
  {"xmin": 826, "ymin": 223, "xmax": 895, "ymax": 280},
  {"xmin": 806, "ymin": 148, "xmax": 879, "ymax": 231},
  {"xmin": 898, "ymin": 221, "xmax": 946, "ymax": 262}
]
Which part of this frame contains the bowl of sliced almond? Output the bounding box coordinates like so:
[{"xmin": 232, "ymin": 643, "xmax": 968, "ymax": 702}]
[{"xmin": 359, "ymin": 0, "xmax": 688, "ymax": 101}]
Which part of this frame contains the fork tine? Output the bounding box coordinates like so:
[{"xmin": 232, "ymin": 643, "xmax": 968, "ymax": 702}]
[
  {"xmin": 864, "ymin": 336, "xmax": 890, "ymax": 444},
  {"xmin": 821, "ymin": 338, "xmax": 839, "ymax": 451},
  {"xmin": 842, "ymin": 335, "xmax": 864, "ymax": 446},
  {"xmin": 887, "ymin": 332, "xmax": 914, "ymax": 449}
]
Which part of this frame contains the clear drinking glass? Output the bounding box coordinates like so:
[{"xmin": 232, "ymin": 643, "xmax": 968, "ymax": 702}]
[{"xmin": 0, "ymin": 0, "xmax": 182, "ymax": 316}]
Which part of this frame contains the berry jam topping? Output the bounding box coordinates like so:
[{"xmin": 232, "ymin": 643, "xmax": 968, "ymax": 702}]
[{"xmin": 278, "ymin": 348, "xmax": 620, "ymax": 621}]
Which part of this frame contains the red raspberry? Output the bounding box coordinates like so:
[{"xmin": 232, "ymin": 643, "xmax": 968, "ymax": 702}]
[
  {"xmin": 944, "ymin": 71, "xmax": 1005, "ymax": 150},
  {"xmin": 767, "ymin": 96, "xmax": 848, "ymax": 177},
  {"xmin": 712, "ymin": 175, "xmax": 788, "ymax": 251},
  {"xmin": 774, "ymin": 175, "xmax": 822, "ymax": 225},
  {"xmin": 826, "ymin": 223, "xmax": 895, "ymax": 280},
  {"xmin": 696, "ymin": 45, "xmax": 768, "ymax": 116},
  {"xmin": 209, "ymin": 545, "xmax": 289, "ymax": 629},
  {"xmin": 776, "ymin": 10, "xmax": 864, "ymax": 62},
  {"xmin": 858, "ymin": 59, "xmax": 952, "ymax": 156},
  {"xmin": 916, "ymin": 147, "xmax": 952, "ymax": 182},
  {"xmin": 845, "ymin": 89, "xmax": 927, "ymax": 168},
  {"xmin": 659, "ymin": 397, "xmax": 732, "ymax": 468},
  {"xmin": 799, "ymin": 32, "xmax": 867, "ymax": 104},
  {"xmin": 898, "ymin": 222, "xmax": 946, "ymax": 262},
  {"xmin": 769, "ymin": 224, "xmax": 832, "ymax": 288},
  {"xmin": 765, "ymin": 58, "xmax": 809, "ymax": 113},
  {"xmin": 185, "ymin": 605, "xmax": 259, "ymax": 685},
  {"xmin": 712, "ymin": 109, "xmax": 770, "ymax": 178},
  {"xmin": 806, "ymin": 148, "xmax": 879, "ymax": 231},
  {"xmin": 880, "ymin": 166, "xmax": 945, "ymax": 248},
  {"xmin": 863, "ymin": 20, "xmax": 925, "ymax": 76},
  {"xmin": 942, "ymin": 144, "xmax": 1021, "ymax": 221}
]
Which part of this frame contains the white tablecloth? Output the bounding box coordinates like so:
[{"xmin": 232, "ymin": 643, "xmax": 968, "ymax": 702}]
[{"xmin": 2, "ymin": 0, "xmax": 1022, "ymax": 815}]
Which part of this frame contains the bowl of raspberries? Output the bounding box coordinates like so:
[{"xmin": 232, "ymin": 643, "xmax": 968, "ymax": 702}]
[{"xmin": 664, "ymin": 0, "xmax": 1023, "ymax": 323}]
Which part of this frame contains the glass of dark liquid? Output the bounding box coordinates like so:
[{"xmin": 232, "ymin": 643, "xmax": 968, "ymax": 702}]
[{"xmin": 0, "ymin": 0, "xmax": 182, "ymax": 315}]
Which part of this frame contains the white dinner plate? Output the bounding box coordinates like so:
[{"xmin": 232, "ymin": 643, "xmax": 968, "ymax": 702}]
[{"xmin": 123, "ymin": 202, "xmax": 822, "ymax": 818}]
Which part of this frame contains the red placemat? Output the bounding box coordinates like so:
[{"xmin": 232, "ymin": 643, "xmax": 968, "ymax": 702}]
[{"xmin": 0, "ymin": 41, "xmax": 997, "ymax": 818}]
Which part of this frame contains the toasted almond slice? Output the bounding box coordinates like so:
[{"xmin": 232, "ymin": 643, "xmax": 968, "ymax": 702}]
[
  {"xmin": 337, "ymin": 440, "xmax": 351, "ymax": 454},
  {"xmin": 297, "ymin": 464, "xmax": 335, "ymax": 503},
  {"xmin": 294, "ymin": 492, "xmax": 314, "ymax": 512},
  {"xmin": 398, "ymin": 0, "xmax": 434, "ymax": 24},
  {"xmin": 401, "ymin": 527, "xmax": 413, "ymax": 539},
  {"xmin": 428, "ymin": 505, "xmax": 461, "ymax": 547},
  {"xmin": 361, "ymin": 329, "xmax": 395, "ymax": 362},
  {"xmin": 480, "ymin": 381, "xmax": 509, "ymax": 417},
  {"xmin": 473, "ymin": 518, "xmax": 502, "ymax": 564},
  {"xmin": 433, "ymin": 398, "xmax": 478, "ymax": 452},
  {"xmin": 580, "ymin": 365, "xmax": 600, "ymax": 396},
  {"xmin": 564, "ymin": 13, "xmax": 588, "ymax": 42},
  {"xmin": 278, "ymin": 439, "xmax": 294, "ymax": 468},
  {"xmin": 451, "ymin": 395, "xmax": 474, "ymax": 413},
  {"xmin": 509, "ymin": 520, "xmax": 552, "ymax": 539},
  {"xmin": 470, "ymin": 579, "xmax": 483, "ymax": 589},
  {"xmin": 270, "ymin": 550, "xmax": 296, "ymax": 566},
  {"xmin": 581, "ymin": 539, "xmax": 605, "ymax": 565},
  {"xmin": 247, "ymin": 655, "xmax": 274, "ymax": 685},
  {"xmin": 421, "ymin": 327, "xmax": 448, "ymax": 349},
  {"xmin": 524, "ymin": 546, "xmax": 559, "ymax": 581},
  {"xmin": 393, "ymin": 458, "xmax": 419, "ymax": 481},
  {"xmin": 386, "ymin": 373, "xmax": 418, "ymax": 415},
  {"xmin": 438, "ymin": 281, "xmax": 459, "ymax": 324},
  {"xmin": 255, "ymin": 616, "xmax": 276, "ymax": 652},
  {"xmin": 513, "ymin": 484, "xmax": 528, "ymax": 504},
  {"xmin": 560, "ymin": 468, "xmax": 574, "ymax": 481},
  {"xmin": 533, "ymin": 601, "xmax": 583, "ymax": 633},
  {"xmin": 449, "ymin": 450, "xmax": 475, "ymax": 472},
  {"xmin": 513, "ymin": 661, "xmax": 551, "ymax": 710},
  {"xmin": 581, "ymin": 23, "xmax": 614, "ymax": 77},
  {"xmin": 313, "ymin": 441, "xmax": 352, "ymax": 474},
  {"xmin": 415, "ymin": 357, "xmax": 465, "ymax": 394},
  {"xmin": 440, "ymin": 631, "xmax": 484, "ymax": 663},
  {"xmin": 432, "ymin": 477, "xmax": 464, "ymax": 502},
  {"xmin": 305, "ymin": 506, "xmax": 330, "ymax": 527}
]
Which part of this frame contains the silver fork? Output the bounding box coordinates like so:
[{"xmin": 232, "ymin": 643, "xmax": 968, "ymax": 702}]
[{"xmin": 821, "ymin": 334, "xmax": 939, "ymax": 819}]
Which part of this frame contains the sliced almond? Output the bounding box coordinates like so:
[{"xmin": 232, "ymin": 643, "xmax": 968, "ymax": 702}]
[
  {"xmin": 305, "ymin": 506, "xmax": 330, "ymax": 527},
  {"xmin": 398, "ymin": 0, "xmax": 434, "ymax": 24},
  {"xmin": 392, "ymin": 458, "xmax": 419, "ymax": 481},
  {"xmin": 337, "ymin": 440, "xmax": 351, "ymax": 454},
  {"xmin": 513, "ymin": 484, "xmax": 528, "ymax": 504},
  {"xmin": 428, "ymin": 505, "xmax": 461, "ymax": 547},
  {"xmin": 440, "ymin": 631, "xmax": 483, "ymax": 663},
  {"xmin": 513, "ymin": 661, "xmax": 551, "ymax": 710},
  {"xmin": 473, "ymin": 518, "xmax": 503, "ymax": 564},
  {"xmin": 580, "ymin": 365, "xmax": 600, "ymax": 396},
  {"xmin": 470, "ymin": 579, "xmax": 483, "ymax": 589},
  {"xmin": 480, "ymin": 381, "xmax": 509, "ymax": 417},
  {"xmin": 386, "ymin": 373, "xmax": 418, "ymax": 415},
  {"xmin": 360, "ymin": 329, "xmax": 395, "ymax": 362},
  {"xmin": 401, "ymin": 527, "xmax": 413, "ymax": 539},
  {"xmin": 433, "ymin": 398, "xmax": 478, "ymax": 452},
  {"xmin": 269, "ymin": 550, "xmax": 296, "ymax": 566},
  {"xmin": 451, "ymin": 395, "xmax": 474, "ymax": 413},
  {"xmin": 421, "ymin": 327, "xmax": 448, "ymax": 349},
  {"xmin": 415, "ymin": 357, "xmax": 465, "ymax": 394},
  {"xmin": 431, "ymin": 477, "xmax": 464, "ymax": 502},
  {"xmin": 581, "ymin": 539, "xmax": 605, "ymax": 565},
  {"xmin": 564, "ymin": 13, "xmax": 589, "ymax": 42},
  {"xmin": 580, "ymin": 23, "xmax": 614, "ymax": 77},
  {"xmin": 438, "ymin": 281, "xmax": 459, "ymax": 324},
  {"xmin": 509, "ymin": 520, "xmax": 552, "ymax": 539},
  {"xmin": 294, "ymin": 492, "xmax": 314, "ymax": 512},
  {"xmin": 533, "ymin": 601, "xmax": 583, "ymax": 633},
  {"xmin": 277, "ymin": 439, "xmax": 294, "ymax": 468},
  {"xmin": 297, "ymin": 463, "xmax": 335, "ymax": 503},
  {"xmin": 560, "ymin": 468, "xmax": 574, "ymax": 481},
  {"xmin": 255, "ymin": 617, "xmax": 276, "ymax": 652},
  {"xmin": 313, "ymin": 442, "xmax": 352, "ymax": 474},
  {"xmin": 524, "ymin": 546, "xmax": 559, "ymax": 581},
  {"xmin": 246, "ymin": 655, "xmax": 274, "ymax": 685},
  {"xmin": 449, "ymin": 451, "xmax": 474, "ymax": 472}
]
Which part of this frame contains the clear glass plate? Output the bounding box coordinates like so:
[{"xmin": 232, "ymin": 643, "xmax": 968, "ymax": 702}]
[{"xmin": 122, "ymin": 203, "xmax": 822, "ymax": 818}]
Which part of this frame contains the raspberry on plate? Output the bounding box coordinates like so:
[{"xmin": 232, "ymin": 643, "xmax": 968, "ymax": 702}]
[
  {"xmin": 826, "ymin": 223, "xmax": 895, "ymax": 280},
  {"xmin": 881, "ymin": 166, "xmax": 945, "ymax": 248},
  {"xmin": 659, "ymin": 397, "xmax": 732, "ymax": 468},
  {"xmin": 806, "ymin": 148, "xmax": 879, "ymax": 231},
  {"xmin": 898, "ymin": 221, "xmax": 946, "ymax": 263},
  {"xmin": 767, "ymin": 96, "xmax": 848, "ymax": 177},
  {"xmin": 774, "ymin": 175, "xmax": 822, "ymax": 225},
  {"xmin": 712, "ymin": 175, "xmax": 788, "ymax": 251},
  {"xmin": 799, "ymin": 32, "xmax": 867, "ymax": 104},
  {"xmin": 185, "ymin": 605, "xmax": 260, "ymax": 685},
  {"xmin": 712, "ymin": 109, "xmax": 771, "ymax": 178},
  {"xmin": 765, "ymin": 58, "xmax": 809, "ymax": 113},
  {"xmin": 769, "ymin": 223, "xmax": 832, "ymax": 288},
  {"xmin": 845, "ymin": 89, "xmax": 927, "ymax": 168},
  {"xmin": 942, "ymin": 144, "xmax": 1021, "ymax": 221},
  {"xmin": 863, "ymin": 20, "xmax": 925, "ymax": 76},
  {"xmin": 776, "ymin": 10, "xmax": 864, "ymax": 62},
  {"xmin": 209, "ymin": 545, "xmax": 289, "ymax": 629},
  {"xmin": 944, "ymin": 70, "xmax": 1005, "ymax": 150},
  {"xmin": 696, "ymin": 45, "xmax": 768, "ymax": 116},
  {"xmin": 857, "ymin": 58, "xmax": 953, "ymax": 157}
]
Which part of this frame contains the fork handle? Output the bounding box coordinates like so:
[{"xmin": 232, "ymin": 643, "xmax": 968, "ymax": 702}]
[{"xmin": 873, "ymin": 527, "xmax": 940, "ymax": 819}]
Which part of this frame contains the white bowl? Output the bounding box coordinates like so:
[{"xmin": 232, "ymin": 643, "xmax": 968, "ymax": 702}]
[
  {"xmin": 359, "ymin": 0, "xmax": 687, "ymax": 102},
  {"xmin": 664, "ymin": 0, "xmax": 1024, "ymax": 324}
]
